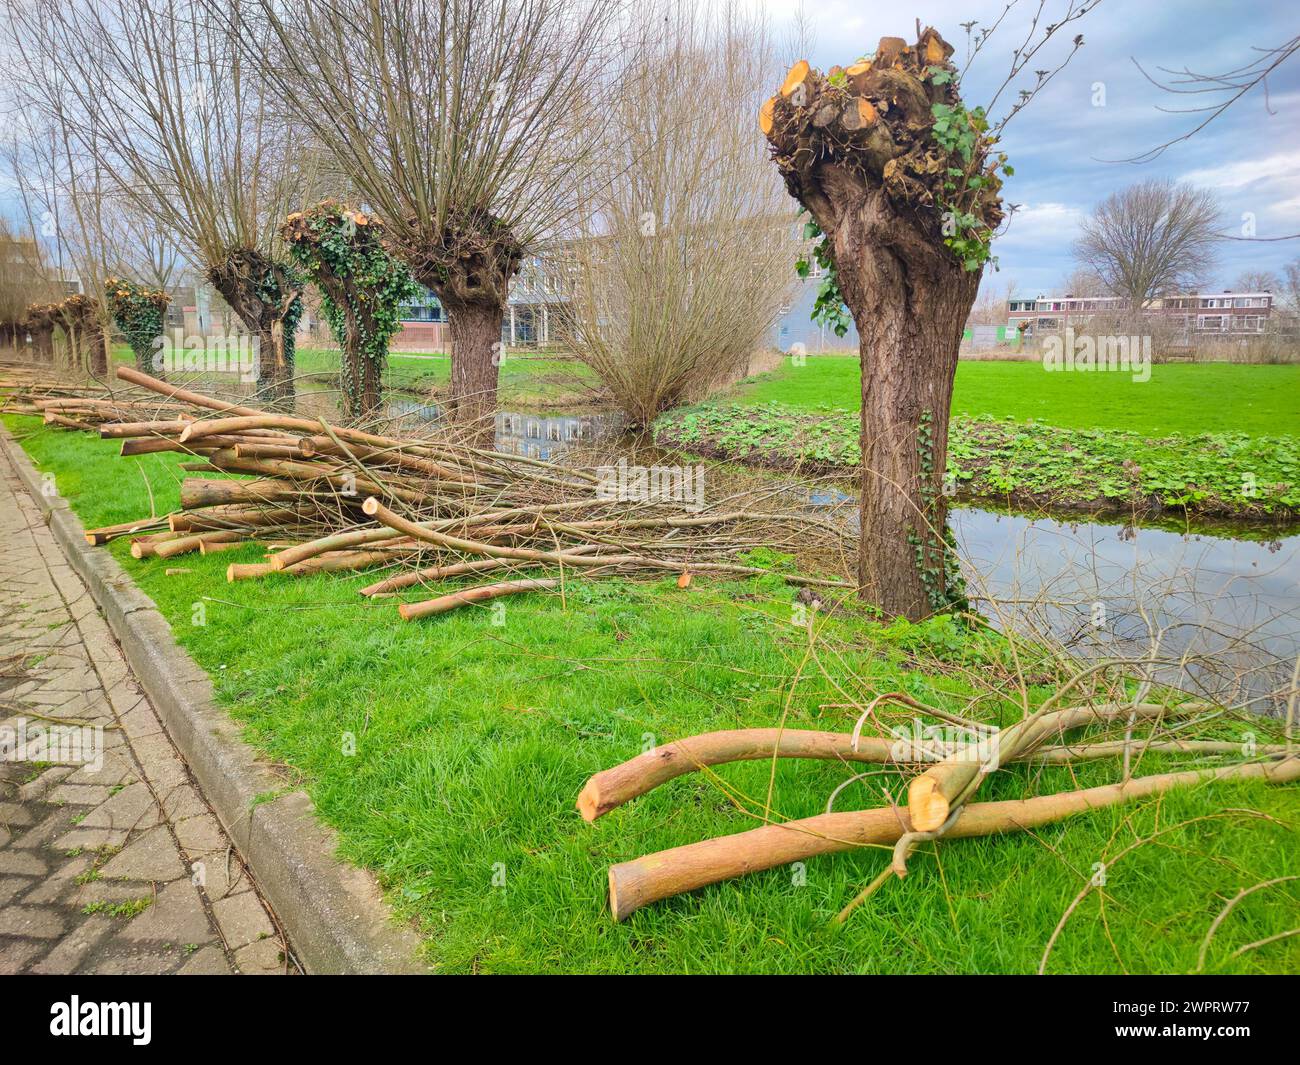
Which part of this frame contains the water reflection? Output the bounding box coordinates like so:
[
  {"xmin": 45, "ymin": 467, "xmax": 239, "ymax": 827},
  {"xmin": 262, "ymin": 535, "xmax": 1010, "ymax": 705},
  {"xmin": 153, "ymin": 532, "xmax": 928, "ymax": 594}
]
[
  {"xmin": 382, "ymin": 396, "xmax": 613, "ymax": 461},
  {"xmin": 951, "ymin": 509, "xmax": 1298, "ymax": 712}
]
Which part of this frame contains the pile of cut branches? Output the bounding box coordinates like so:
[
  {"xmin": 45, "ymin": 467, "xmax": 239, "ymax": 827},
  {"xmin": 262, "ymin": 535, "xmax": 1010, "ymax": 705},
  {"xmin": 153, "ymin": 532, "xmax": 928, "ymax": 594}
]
[{"xmin": 2, "ymin": 364, "xmax": 855, "ymax": 617}]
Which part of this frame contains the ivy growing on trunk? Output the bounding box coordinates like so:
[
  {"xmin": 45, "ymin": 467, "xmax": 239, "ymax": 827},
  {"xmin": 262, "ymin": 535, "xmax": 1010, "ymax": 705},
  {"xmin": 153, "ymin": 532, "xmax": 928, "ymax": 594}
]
[
  {"xmin": 281, "ymin": 201, "xmax": 421, "ymax": 418},
  {"xmin": 105, "ymin": 277, "xmax": 170, "ymax": 375}
]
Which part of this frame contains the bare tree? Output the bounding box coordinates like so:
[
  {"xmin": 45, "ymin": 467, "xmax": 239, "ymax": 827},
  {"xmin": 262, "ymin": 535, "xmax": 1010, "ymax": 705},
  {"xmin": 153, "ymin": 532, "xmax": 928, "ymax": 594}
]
[
  {"xmin": 1233, "ymin": 269, "xmax": 1280, "ymax": 294},
  {"xmin": 4, "ymin": 0, "xmax": 313, "ymax": 397},
  {"xmin": 1075, "ymin": 178, "xmax": 1221, "ymax": 312},
  {"xmin": 239, "ymin": 0, "xmax": 623, "ymax": 433},
  {"xmin": 2, "ymin": 102, "xmax": 130, "ymax": 374},
  {"xmin": 1279, "ymin": 258, "xmax": 1300, "ymax": 316},
  {"xmin": 1127, "ymin": 35, "xmax": 1300, "ymax": 165},
  {"xmin": 557, "ymin": 0, "xmax": 798, "ymax": 427},
  {"xmin": 1058, "ymin": 266, "xmax": 1111, "ymax": 297}
]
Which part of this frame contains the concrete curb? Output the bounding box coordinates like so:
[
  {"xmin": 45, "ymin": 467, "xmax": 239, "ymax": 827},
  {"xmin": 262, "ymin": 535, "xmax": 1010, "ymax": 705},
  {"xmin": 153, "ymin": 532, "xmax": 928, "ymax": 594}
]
[{"xmin": 2, "ymin": 426, "xmax": 428, "ymax": 975}]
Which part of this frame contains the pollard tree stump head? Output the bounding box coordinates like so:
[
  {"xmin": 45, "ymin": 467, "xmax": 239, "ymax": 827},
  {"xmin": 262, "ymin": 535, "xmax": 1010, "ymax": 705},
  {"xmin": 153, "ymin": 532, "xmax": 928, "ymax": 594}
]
[{"xmin": 760, "ymin": 27, "xmax": 1003, "ymax": 258}]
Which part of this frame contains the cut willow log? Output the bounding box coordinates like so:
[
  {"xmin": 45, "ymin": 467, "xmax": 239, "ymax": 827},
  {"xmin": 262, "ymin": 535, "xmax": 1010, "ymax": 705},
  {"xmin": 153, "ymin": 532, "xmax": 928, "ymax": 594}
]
[
  {"xmin": 115, "ymin": 364, "xmax": 261, "ymax": 418},
  {"xmin": 151, "ymin": 529, "xmax": 249, "ymax": 560},
  {"xmin": 359, "ymin": 557, "xmax": 515, "ymax": 596},
  {"xmin": 180, "ymin": 477, "xmax": 305, "ymax": 509},
  {"xmin": 397, "ymin": 577, "xmax": 563, "ymax": 621},
  {"xmin": 605, "ymin": 757, "xmax": 1300, "ymax": 921},
  {"xmin": 84, "ymin": 517, "xmax": 170, "ymax": 545},
  {"xmin": 178, "ymin": 414, "xmax": 477, "ymax": 484},
  {"xmin": 44, "ymin": 412, "xmax": 95, "ymax": 431},
  {"xmin": 199, "ymin": 538, "xmax": 254, "ymax": 556},
  {"xmin": 169, "ymin": 505, "xmax": 308, "ymax": 533},
  {"xmin": 902, "ymin": 688, "xmax": 1162, "ymax": 831},
  {"xmin": 98, "ymin": 419, "xmax": 188, "ymax": 439},
  {"xmin": 578, "ymin": 703, "xmax": 1205, "ymax": 822},
  {"xmin": 579, "ymin": 729, "xmax": 896, "ymax": 822},
  {"xmin": 227, "ymin": 562, "xmax": 276, "ymax": 582},
  {"xmin": 227, "ymin": 548, "xmax": 408, "ymax": 583}
]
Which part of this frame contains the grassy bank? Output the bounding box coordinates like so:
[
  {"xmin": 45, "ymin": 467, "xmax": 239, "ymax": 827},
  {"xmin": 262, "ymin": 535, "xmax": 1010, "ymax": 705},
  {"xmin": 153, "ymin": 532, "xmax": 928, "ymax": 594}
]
[
  {"xmin": 6, "ymin": 414, "xmax": 1299, "ymax": 974},
  {"xmin": 726, "ymin": 356, "xmax": 1300, "ymax": 438},
  {"xmin": 655, "ymin": 405, "xmax": 1300, "ymax": 520}
]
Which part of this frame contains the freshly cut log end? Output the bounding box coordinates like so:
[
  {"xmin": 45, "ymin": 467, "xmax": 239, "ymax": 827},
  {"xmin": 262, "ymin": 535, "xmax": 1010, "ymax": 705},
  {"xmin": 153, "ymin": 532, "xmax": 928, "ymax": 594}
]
[
  {"xmin": 361, "ymin": 496, "xmax": 381, "ymax": 517},
  {"xmin": 576, "ymin": 780, "xmax": 602, "ymax": 823},
  {"xmin": 759, "ymin": 96, "xmax": 776, "ymax": 136},
  {"xmin": 919, "ymin": 26, "xmax": 954, "ymax": 64},
  {"xmin": 841, "ymin": 98, "xmax": 879, "ymax": 131},
  {"xmin": 906, "ymin": 775, "xmax": 949, "ymax": 831},
  {"xmin": 845, "ymin": 60, "xmax": 874, "ymax": 95},
  {"xmin": 780, "ymin": 59, "xmax": 810, "ymax": 98},
  {"xmin": 608, "ymin": 867, "xmax": 624, "ymax": 923},
  {"xmin": 227, "ymin": 562, "xmax": 275, "ymax": 583},
  {"xmin": 876, "ymin": 36, "xmax": 907, "ymax": 66}
]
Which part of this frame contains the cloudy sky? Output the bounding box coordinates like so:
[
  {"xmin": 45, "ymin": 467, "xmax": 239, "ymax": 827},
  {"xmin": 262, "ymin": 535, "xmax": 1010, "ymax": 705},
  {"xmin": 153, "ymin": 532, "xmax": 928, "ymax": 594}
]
[
  {"xmin": 1, "ymin": 0, "xmax": 1294, "ymax": 301},
  {"xmin": 755, "ymin": 0, "xmax": 1299, "ymax": 298}
]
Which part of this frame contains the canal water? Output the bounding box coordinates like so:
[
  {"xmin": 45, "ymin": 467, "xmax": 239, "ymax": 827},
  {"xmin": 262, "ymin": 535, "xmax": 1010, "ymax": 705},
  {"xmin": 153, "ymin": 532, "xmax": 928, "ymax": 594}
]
[{"xmin": 951, "ymin": 508, "xmax": 1298, "ymax": 713}]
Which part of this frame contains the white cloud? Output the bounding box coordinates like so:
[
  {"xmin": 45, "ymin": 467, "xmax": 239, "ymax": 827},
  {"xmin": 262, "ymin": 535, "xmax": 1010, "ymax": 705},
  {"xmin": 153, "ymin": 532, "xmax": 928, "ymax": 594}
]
[
  {"xmin": 994, "ymin": 202, "xmax": 1085, "ymax": 248},
  {"xmin": 1179, "ymin": 150, "xmax": 1300, "ymax": 191}
]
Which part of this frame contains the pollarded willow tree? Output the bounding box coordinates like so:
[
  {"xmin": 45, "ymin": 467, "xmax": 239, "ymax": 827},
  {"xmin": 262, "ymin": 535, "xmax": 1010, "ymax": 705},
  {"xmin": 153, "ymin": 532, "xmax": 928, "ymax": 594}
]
[
  {"xmin": 22, "ymin": 304, "xmax": 60, "ymax": 362},
  {"xmin": 104, "ymin": 278, "xmax": 171, "ymax": 375},
  {"xmin": 243, "ymin": 0, "xmax": 623, "ymax": 433},
  {"xmin": 761, "ymin": 17, "xmax": 1089, "ymax": 620},
  {"xmin": 3, "ymin": 0, "xmax": 312, "ymax": 400},
  {"xmin": 58, "ymin": 294, "xmax": 108, "ymax": 376},
  {"xmin": 281, "ymin": 202, "xmax": 421, "ymax": 419}
]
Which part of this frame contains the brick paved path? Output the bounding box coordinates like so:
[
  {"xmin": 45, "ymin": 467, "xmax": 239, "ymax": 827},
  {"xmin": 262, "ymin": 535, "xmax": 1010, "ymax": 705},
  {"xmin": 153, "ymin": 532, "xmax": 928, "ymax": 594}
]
[{"xmin": 0, "ymin": 449, "xmax": 291, "ymax": 974}]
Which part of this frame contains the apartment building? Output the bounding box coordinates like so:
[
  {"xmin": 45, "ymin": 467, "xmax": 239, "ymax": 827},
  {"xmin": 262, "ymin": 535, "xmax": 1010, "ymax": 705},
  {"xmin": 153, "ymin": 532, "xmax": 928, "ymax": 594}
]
[{"xmin": 1007, "ymin": 291, "xmax": 1275, "ymax": 337}]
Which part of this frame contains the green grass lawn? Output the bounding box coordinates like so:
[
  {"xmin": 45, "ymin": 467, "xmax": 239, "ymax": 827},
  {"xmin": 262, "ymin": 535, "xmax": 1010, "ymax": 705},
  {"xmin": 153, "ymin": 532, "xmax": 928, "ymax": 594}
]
[
  {"xmin": 728, "ymin": 356, "xmax": 1300, "ymax": 438},
  {"xmin": 6, "ymin": 413, "xmax": 1299, "ymax": 973},
  {"xmin": 110, "ymin": 343, "xmax": 598, "ymax": 409}
]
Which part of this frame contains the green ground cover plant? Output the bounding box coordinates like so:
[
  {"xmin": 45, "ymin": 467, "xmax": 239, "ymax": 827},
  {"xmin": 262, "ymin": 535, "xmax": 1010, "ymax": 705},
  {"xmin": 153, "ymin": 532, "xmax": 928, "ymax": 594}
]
[{"xmin": 655, "ymin": 404, "xmax": 1300, "ymax": 519}]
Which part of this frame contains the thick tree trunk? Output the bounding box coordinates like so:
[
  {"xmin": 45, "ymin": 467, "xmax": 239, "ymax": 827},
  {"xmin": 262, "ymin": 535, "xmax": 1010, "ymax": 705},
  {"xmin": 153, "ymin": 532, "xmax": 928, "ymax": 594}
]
[
  {"xmin": 834, "ymin": 197, "xmax": 980, "ymax": 619},
  {"xmin": 88, "ymin": 325, "xmax": 109, "ymax": 377},
  {"xmin": 441, "ymin": 294, "xmax": 504, "ymax": 441},
  {"xmin": 256, "ymin": 326, "xmax": 288, "ymax": 400},
  {"xmin": 402, "ymin": 214, "xmax": 521, "ymax": 439},
  {"xmin": 800, "ymin": 180, "xmax": 982, "ymax": 620},
  {"xmin": 33, "ymin": 325, "xmax": 54, "ymax": 361},
  {"xmin": 338, "ymin": 306, "xmax": 383, "ymax": 420}
]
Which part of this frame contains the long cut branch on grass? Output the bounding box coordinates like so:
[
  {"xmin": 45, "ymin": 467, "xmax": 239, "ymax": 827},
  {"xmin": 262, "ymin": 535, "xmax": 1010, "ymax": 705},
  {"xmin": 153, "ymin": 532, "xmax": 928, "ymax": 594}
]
[{"xmin": 605, "ymin": 757, "xmax": 1300, "ymax": 921}]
